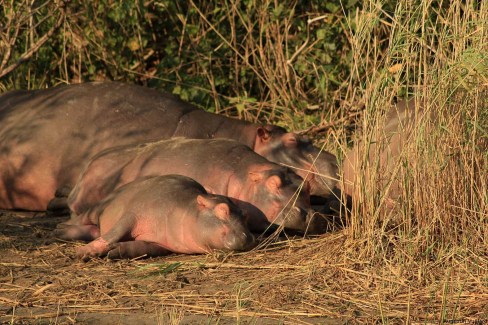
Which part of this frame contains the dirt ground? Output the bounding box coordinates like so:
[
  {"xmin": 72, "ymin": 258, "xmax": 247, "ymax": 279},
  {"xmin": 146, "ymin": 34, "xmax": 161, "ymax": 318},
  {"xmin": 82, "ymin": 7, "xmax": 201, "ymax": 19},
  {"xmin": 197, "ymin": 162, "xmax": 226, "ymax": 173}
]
[
  {"xmin": 0, "ymin": 210, "xmax": 343, "ymax": 324},
  {"xmin": 1, "ymin": 210, "xmax": 486, "ymax": 324}
]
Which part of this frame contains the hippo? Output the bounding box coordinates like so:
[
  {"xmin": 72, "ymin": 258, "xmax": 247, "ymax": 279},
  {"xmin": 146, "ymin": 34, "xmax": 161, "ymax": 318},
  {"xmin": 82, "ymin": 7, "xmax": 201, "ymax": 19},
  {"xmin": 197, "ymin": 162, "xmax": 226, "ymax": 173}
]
[
  {"xmin": 55, "ymin": 175, "xmax": 254, "ymax": 260},
  {"xmin": 0, "ymin": 82, "xmax": 337, "ymax": 211},
  {"xmin": 65, "ymin": 138, "xmax": 323, "ymax": 234},
  {"xmin": 341, "ymin": 100, "xmax": 418, "ymax": 208}
]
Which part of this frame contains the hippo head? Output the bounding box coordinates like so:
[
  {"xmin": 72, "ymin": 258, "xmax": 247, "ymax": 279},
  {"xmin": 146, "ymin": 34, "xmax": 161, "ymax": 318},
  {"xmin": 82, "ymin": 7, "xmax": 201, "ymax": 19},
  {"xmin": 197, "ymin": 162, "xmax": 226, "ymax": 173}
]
[
  {"xmin": 238, "ymin": 166, "xmax": 326, "ymax": 234},
  {"xmin": 195, "ymin": 194, "xmax": 255, "ymax": 251},
  {"xmin": 253, "ymin": 125, "xmax": 338, "ymax": 198}
]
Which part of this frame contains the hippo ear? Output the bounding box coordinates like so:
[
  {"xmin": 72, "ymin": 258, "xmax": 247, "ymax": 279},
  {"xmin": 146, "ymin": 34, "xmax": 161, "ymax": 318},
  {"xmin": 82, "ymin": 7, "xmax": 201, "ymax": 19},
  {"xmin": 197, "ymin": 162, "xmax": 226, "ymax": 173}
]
[
  {"xmin": 257, "ymin": 127, "xmax": 271, "ymax": 142},
  {"xmin": 282, "ymin": 133, "xmax": 298, "ymax": 148},
  {"xmin": 196, "ymin": 195, "xmax": 214, "ymax": 209},
  {"xmin": 265, "ymin": 175, "xmax": 282, "ymax": 194},
  {"xmin": 214, "ymin": 203, "xmax": 231, "ymax": 221}
]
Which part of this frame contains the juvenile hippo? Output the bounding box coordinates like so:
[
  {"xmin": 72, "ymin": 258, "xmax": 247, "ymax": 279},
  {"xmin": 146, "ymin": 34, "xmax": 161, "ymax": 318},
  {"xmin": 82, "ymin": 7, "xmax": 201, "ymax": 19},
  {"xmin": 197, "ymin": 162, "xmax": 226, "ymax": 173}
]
[
  {"xmin": 0, "ymin": 82, "xmax": 337, "ymax": 210},
  {"xmin": 66, "ymin": 138, "xmax": 321, "ymax": 234},
  {"xmin": 55, "ymin": 175, "xmax": 254, "ymax": 260}
]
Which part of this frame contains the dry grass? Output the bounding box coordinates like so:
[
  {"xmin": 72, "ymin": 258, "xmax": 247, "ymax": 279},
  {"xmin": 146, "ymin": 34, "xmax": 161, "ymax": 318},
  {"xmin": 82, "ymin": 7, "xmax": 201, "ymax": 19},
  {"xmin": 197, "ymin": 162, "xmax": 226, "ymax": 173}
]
[
  {"xmin": 336, "ymin": 0, "xmax": 487, "ymax": 257},
  {"xmin": 0, "ymin": 211, "xmax": 486, "ymax": 324},
  {"xmin": 1, "ymin": 0, "xmax": 487, "ymax": 323}
]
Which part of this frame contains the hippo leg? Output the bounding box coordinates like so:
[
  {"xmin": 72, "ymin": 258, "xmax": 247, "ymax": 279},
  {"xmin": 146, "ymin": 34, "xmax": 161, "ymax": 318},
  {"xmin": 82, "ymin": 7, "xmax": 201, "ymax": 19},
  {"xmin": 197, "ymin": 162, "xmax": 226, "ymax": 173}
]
[
  {"xmin": 76, "ymin": 214, "xmax": 137, "ymax": 261},
  {"xmin": 46, "ymin": 196, "xmax": 70, "ymax": 216},
  {"xmin": 46, "ymin": 186, "xmax": 72, "ymax": 215},
  {"xmin": 106, "ymin": 241, "xmax": 171, "ymax": 259},
  {"xmin": 54, "ymin": 224, "xmax": 100, "ymax": 241},
  {"xmin": 76, "ymin": 237, "xmax": 112, "ymax": 261}
]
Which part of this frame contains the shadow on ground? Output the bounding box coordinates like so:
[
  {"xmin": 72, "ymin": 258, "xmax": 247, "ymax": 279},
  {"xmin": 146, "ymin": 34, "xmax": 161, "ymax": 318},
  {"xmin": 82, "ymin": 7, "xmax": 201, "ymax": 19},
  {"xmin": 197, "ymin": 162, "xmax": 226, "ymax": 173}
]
[{"xmin": 0, "ymin": 210, "xmax": 345, "ymax": 324}]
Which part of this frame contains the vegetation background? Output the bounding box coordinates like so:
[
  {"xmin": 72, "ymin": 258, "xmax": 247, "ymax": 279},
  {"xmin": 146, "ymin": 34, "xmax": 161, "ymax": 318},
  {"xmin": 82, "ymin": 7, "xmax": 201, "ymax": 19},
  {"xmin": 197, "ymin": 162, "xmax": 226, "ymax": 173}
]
[{"xmin": 0, "ymin": 0, "xmax": 486, "ymax": 323}]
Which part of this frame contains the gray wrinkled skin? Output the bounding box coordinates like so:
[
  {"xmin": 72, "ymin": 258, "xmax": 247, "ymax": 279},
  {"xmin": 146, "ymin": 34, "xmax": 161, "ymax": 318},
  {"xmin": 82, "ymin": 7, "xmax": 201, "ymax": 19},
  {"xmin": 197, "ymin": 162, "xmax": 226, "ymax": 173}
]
[
  {"xmin": 0, "ymin": 82, "xmax": 337, "ymax": 210},
  {"xmin": 67, "ymin": 138, "xmax": 327, "ymax": 234}
]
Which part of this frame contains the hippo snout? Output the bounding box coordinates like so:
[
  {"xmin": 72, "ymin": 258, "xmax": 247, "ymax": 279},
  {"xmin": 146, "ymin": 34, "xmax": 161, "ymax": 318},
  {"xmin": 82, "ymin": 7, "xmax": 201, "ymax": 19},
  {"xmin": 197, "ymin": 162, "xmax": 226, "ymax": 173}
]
[
  {"xmin": 280, "ymin": 205, "xmax": 309, "ymax": 231},
  {"xmin": 303, "ymin": 210, "xmax": 330, "ymax": 235},
  {"xmin": 225, "ymin": 231, "xmax": 256, "ymax": 251},
  {"xmin": 280, "ymin": 206, "xmax": 330, "ymax": 234},
  {"xmin": 306, "ymin": 152, "xmax": 339, "ymax": 197}
]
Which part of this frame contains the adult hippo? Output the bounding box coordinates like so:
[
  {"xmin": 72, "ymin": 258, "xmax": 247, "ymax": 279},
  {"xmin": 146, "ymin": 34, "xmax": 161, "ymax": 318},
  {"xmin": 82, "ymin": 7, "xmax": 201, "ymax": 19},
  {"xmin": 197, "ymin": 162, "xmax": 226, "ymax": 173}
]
[
  {"xmin": 65, "ymin": 138, "xmax": 323, "ymax": 234},
  {"xmin": 341, "ymin": 100, "xmax": 420, "ymax": 209},
  {"xmin": 55, "ymin": 175, "xmax": 254, "ymax": 260},
  {"xmin": 0, "ymin": 82, "xmax": 337, "ymax": 210}
]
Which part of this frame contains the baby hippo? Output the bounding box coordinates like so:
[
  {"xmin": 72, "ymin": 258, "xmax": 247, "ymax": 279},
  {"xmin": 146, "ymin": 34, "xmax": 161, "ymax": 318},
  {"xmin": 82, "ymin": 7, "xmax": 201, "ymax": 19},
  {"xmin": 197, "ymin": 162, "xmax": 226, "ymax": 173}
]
[
  {"xmin": 65, "ymin": 138, "xmax": 319, "ymax": 234},
  {"xmin": 55, "ymin": 175, "xmax": 254, "ymax": 260}
]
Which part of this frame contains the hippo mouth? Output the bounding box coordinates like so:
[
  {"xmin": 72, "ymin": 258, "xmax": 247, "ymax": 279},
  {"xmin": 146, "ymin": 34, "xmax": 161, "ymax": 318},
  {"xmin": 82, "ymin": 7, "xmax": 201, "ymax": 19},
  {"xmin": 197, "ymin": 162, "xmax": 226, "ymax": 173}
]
[
  {"xmin": 275, "ymin": 206, "xmax": 308, "ymax": 231},
  {"xmin": 309, "ymin": 170, "xmax": 339, "ymax": 197},
  {"xmin": 277, "ymin": 206, "xmax": 330, "ymax": 235},
  {"xmin": 224, "ymin": 231, "xmax": 256, "ymax": 251},
  {"xmin": 300, "ymin": 154, "xmax": 339, "ymax": 197}
]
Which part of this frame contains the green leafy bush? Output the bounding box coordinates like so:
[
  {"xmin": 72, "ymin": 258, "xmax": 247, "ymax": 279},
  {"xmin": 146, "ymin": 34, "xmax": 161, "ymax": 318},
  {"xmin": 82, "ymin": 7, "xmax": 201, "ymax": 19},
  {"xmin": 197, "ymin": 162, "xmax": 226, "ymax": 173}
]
[{"xmin": 0, "ymin": 0, "xmax": 356, "ymax": 125}]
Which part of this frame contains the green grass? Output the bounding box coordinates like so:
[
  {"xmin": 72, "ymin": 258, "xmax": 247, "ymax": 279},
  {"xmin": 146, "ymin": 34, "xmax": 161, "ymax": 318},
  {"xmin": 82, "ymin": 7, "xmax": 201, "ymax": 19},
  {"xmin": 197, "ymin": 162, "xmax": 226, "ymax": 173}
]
[{"xmin": 0, "ymin": 0, "xmax": 486, "ymax": 322}]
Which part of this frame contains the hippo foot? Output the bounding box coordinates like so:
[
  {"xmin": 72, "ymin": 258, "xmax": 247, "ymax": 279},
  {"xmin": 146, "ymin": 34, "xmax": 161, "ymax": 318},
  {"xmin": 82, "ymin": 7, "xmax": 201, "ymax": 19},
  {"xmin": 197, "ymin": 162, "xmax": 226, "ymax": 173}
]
[
  {"xmin": 76, "ymin": 237, "xmax": 111, "ymax": 262},
  {"xmin": 46, "ymin": 197, "xmax": 70, "ymax": 216},
  {"xmin": 106, "ymin": 241, "xmax": 172, "ymax": 259},
  {"xmin": 46, "ymin": 186, "xmax": 72, "ymax": 215}
]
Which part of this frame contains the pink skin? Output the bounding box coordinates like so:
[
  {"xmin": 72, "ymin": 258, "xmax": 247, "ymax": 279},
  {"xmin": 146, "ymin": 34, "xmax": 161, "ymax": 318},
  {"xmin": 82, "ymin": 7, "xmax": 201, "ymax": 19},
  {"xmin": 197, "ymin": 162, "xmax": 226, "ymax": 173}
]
[
  {"xmin": 1, "ymin": 82, "xmax": 196, "ymax": 210},
  {"xmin": 67, "ymin": 138, "xmax": 319, "ymax": 233},
  {"xmin": 253, "ymin": 126, "xmax": 338, "ymax": 197},
  {"xmin": 55, "ymin": 175, "xmax": 254, "ymax": 260},
  {"xmin": 174, "ymin": 112, "xmax": 337, "ymax": 196},
  {"xmin": 228, "ymin": 168, "xmax": 311, "ymax": 229},
  {"xmin": 1, "ymin": 82, "xmax": 336, "ymax": 211}
]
